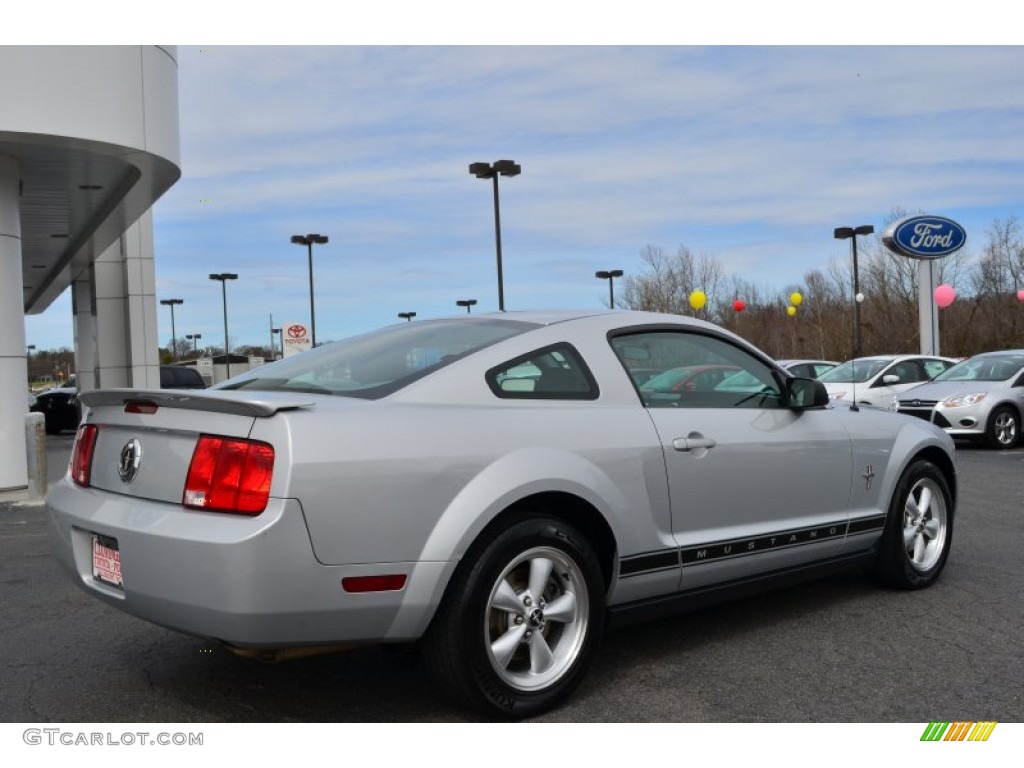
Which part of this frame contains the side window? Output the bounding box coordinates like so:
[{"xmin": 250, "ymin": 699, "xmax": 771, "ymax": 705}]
[
  {"xmin": 923, "ymin": 359, "xmax": 952, "ymax": 379},
  {"xmin": 486, "ymin": 343, "xmax": 598, "ymax": 400},
  {"xmin": 610, "ymin": 331, "xmax": 783, "ymax": 409},
  {"xmin": 889, "ymin": 361, "xmax": 925, "ymax": 384}
]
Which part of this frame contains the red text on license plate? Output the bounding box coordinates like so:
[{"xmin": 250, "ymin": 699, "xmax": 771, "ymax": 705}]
[{"xmin": 92, "ymin": 535, "xmax": 122, "ymax": 588}]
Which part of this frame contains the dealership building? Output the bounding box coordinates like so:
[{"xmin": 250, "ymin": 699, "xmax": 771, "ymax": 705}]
[{"xmin": 0, "ymin": 46, "xmax": 181, "ymax": 493}]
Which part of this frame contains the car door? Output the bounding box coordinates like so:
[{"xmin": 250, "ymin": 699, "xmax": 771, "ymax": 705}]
[
  {"xmin": 611, "ymin": 330, "xmax": 855, "ymax": 591},
  {"xmin": 866, "ymin": 359, "xmax": 931, "ymax": 407}
]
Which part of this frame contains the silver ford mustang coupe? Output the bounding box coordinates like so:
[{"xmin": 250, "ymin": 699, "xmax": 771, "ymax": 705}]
[{"xmin": 48, "ymin": 310, "xmax": 957, "ymax": 717}]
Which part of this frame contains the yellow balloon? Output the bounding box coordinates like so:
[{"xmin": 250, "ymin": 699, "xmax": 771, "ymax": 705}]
[
  {"xmin": 790, "ymin": 292, "xmax": 803, "ymax": 306},
  {"xmin": 689, "ymin": 290, "xmax": 707, "ymax": 310},
  {"xmin": 787, "ymin": 305, "xmax": 797, "ymax": 317}
]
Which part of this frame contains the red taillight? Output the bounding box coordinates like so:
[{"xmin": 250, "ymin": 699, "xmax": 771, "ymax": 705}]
[
  {"xmin": 183, "ymin": 435, "xmax": 275, "ymax": 515},
  {"xmin": 70, "ymin": 424, "xmax": 99, "ymax": 487}
]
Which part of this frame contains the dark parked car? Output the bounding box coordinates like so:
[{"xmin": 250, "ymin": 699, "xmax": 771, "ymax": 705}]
[
  {"xmin": 30, "ymin": 380, "xmax": 80, "ymax": 434},
  {"xmin": 160, "ymin": 365, "xmax": 207, "ymax": 390}
]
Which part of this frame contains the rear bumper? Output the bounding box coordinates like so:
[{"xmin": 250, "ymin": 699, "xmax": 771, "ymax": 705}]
[{"xmin": 46, "ymin": 479, "xmax": 452, "ymax": 646}]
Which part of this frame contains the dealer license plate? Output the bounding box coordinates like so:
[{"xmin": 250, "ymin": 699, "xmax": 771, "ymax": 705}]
[{"xmin": 92, "ymin": 535, "xmax": 123, "ymax": 588}]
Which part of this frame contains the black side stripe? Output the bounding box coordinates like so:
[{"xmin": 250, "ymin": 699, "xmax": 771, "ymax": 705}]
[
  {"xmin": 620, "ymin": 550, "xmax": 679, "ymax": 576},
  {"xmin": 620, "ymin": 515, "xmax": 887, "ymax": 578}
]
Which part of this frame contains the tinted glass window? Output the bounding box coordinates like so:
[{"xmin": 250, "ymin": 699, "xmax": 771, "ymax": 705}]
[
  {"xmin": 487, "ymin": 343, "xmax": 598, "ymax": 400},
  {"xmin": 219, "ymin": 318, "xmax": 539, "ymax": 399},
  {"xmin": 611, "ymin": 331, "xmax": 783, "ymax": 409}
]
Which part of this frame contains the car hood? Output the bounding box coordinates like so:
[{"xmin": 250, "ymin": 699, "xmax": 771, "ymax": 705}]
[{"xmin": 897, "ymin": 380, "xmax": 1004, "ymax": 401}]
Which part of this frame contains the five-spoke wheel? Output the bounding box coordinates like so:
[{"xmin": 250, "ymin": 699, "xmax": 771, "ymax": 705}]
[
  {"xmin": 485, "ymin": 546, "xmax": 590, "ymax": 691},
  {"xmin": 423, "ymin": 517, "xmax": 603, "ymax": 718},
  {"xmin": 872, "ymin": 459, "xmax": 954, "ymax": 589}
]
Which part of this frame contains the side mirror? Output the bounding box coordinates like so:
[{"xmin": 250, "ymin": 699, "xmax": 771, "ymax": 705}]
[
  {"xmin": 881, "ymin": 374, "xmax": 900, "ymax": 385},
  {"xmin": 787, "ymin": 377, "xmax": 830, "ymax": 409}
]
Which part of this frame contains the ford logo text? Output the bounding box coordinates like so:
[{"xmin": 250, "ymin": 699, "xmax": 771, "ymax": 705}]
[{"xmin": 883, "ymin": 215, "xmax": 966, "ymax": 260}]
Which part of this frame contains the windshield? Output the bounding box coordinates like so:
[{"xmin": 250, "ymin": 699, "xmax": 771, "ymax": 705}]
[
  {"xmin": 818, "ymin": 358, "xmax": 892, "ymax": 384},
  {"xmin": 932, "ymin": 354, "xmax": 1024, "ymax": 382},
  {"xmin": 217, "ymin": 317, "xmax": 539, "ymax": 399}
]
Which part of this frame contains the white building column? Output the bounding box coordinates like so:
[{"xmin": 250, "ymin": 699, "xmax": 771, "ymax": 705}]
[
  {"xmin": 0, "ymin": 155, "xmax": 29, "ymax": 490},
  {"xmin": 72, "ymin": 273, "xmax": 97, "ymax": 393},
  {"xmin": 92, "ymin": 210, "xmax": 160, "ymax": 390}
]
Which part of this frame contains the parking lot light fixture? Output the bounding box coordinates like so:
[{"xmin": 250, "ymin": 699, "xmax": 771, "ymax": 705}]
[
  {"xmin": 595, "ymin": 270, "xmax": 624, "ymax": 309},
  {"xmin": 469, "ymin": 160, "xmax": 521, "ymax": 311},
  {"xmin": 398, "ymin": 312, "xmax": 417, "ymax": 322},
  {"xmin": 160, "ymin": 298, "xmax": 184, "ymax": 360},
  {"xmin": 834, "ymin": 225, "xmax": 874, "ymax": 358},
  {"xmin": 271, "ymin": 328, "xmax": 281, "ymax": 359},
  {"xmin": 209, "ymin": 273, "xmax": 238, "ymax": 379},
  {"xmin": 456, "ymin": 299, "xmax": 478, "ymax": 314},
  {"xmin": 290, "ymin": 234, "xmax": 329, "ymax": 347}
]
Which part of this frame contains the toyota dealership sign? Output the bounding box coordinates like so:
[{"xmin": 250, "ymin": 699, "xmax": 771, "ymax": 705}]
[
  {"xmin": 882, "ymin": 215, "xmax": 966, "ymax": 260},
  {"xmin": 282, "ymin": 322, "xmax": 311, "ymax": 357}
]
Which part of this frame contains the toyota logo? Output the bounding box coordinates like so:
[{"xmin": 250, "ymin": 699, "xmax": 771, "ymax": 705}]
[
  {"xmin": 118, "ymin": 439, "xmax": 143, "ymax": 484},
  {"xmin": 287, "ymin": 325, "xmax": 307, "ymax": 339}
]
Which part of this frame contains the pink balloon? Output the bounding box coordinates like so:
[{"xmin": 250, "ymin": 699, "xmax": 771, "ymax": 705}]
[
  {"xmin": 934, "ymin": 284, "xmax": 956, "ymax": 308},
  {"xmin": 1017, "ymin": 289, "xmax": 1024, "ymax": 302}
]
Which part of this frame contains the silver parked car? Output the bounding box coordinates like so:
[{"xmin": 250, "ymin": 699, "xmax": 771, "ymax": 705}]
[
  {"xmin": 47, "ymin": 310, "xmax": 957, "ymax": 717},
  {"xmin": 893, "ymin": 350, "xmax": 1024, "ymax": 449},
  {"xmin": 819, "ymin": 354, "xmax": 957, "ymax": 408}
]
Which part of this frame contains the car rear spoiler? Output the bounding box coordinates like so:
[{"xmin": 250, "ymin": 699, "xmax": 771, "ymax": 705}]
[{"xmin": 78, "ymin": 388, "xmax": 316, "ymax": 417}]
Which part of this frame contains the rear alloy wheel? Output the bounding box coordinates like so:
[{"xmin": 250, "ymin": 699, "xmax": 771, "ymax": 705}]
[
  {"xmin": 423, "ymin": 517, "xmax": 604, "ymax": 718},
  {"xmin": 871, "ymin": 459, "xmax": 953, "ymax": 589},
  {"xmin": 985, "ymin": 405, "xmax": 1018, "ymax": 449}
]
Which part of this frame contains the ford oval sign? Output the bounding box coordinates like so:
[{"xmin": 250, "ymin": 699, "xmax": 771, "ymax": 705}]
[{"xmin": 882, "ymin": 215, "xmax": 966, "ymax": 260}]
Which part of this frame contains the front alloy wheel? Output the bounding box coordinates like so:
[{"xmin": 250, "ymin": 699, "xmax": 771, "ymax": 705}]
[
  {"xmin": 901, "ymin": 476, "xmax": 948, "ymax": 573},
  {"xmin": 871, "ymin": 459, "xmax": 954, "ymax": 589},
  {"xmin": 986, "ymin": 406, "xmax": 1018, "ymax": 449}
]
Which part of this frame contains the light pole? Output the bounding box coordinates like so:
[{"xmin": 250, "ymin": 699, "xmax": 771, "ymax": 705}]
[
  {"xmin": 160, "ymin": 298, "xmax": 184, "ymax": 360},
  {"xmin": 456, "ymin": 299, "xmax": 477, "ymax": 314},
  {"xmin": 398, "ymin": 312, "xmax": 417, "ymax": 322},
  {"xmin": 469, "ymin": 160, "xmax": 521, "ymax": 311},
  {"xmin": 209, "ymin": 273, "xmax": 238, "ymax": 379},
  {"xmin": 834, "ymin": 225, "xmax": 874, "ymax": 358},
  {"xmin": 290, "ymin": 234, "xmax": 328, "ymax": 347},
  {"xmin": 186, "ymin": 334, "xmax": 202, "ymax": 355},
  {"xmin": 595, "ymin": 269, "xmax": 624, "ymax": 308},
  {"xmin": 26, "ymin": 344, "xmax": 35, "ymax": 385},
  {"xmin": 271, "ymin": 328, "xmax": 281, "ymax": 360}
]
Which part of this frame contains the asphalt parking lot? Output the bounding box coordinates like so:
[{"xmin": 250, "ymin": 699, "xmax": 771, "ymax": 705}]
[{"xmin": 1, "ymin": 437, "xmax": 1022, "ymax": 722}]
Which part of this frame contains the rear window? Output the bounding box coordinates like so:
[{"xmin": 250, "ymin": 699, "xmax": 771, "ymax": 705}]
[
  {"xmin": 218, "ymin": 317, "xmax": 540, "ymax": 399},
  {"xmin": 161, "ymin": 366, "xmax": 206, "ymax": 389}
]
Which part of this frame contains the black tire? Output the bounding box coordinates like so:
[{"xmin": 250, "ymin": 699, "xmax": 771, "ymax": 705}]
[
  {"xmin": 422, "ymin": 516, "xmax": 604, "ymax": 719},
  {"xmin": 985, "ymin": 405, "xmax": 1019, "ymax": 450},
  {"xmin": 871, "ymin": 459, "xmax": 953, "ymax": 589}
]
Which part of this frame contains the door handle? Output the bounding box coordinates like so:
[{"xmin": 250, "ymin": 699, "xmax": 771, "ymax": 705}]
[{"xmin": 672, "ymin": 436, "xmax": 717, "ymax": 452}]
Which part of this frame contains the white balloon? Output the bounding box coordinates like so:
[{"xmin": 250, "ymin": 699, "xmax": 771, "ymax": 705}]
[{"xmin": 855, "ymin": 292, "xmax": 865, "ymax": 303}]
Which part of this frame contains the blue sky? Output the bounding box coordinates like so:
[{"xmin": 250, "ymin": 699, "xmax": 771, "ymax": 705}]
[{"xmin": 22, "ymin": 36, "xmax": 1024, "ymax": 351}]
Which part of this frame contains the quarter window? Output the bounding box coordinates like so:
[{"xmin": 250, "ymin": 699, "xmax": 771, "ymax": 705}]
[{"xmin": 487, "ymin": 343, "xmax": 598, "ymax": 400}]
